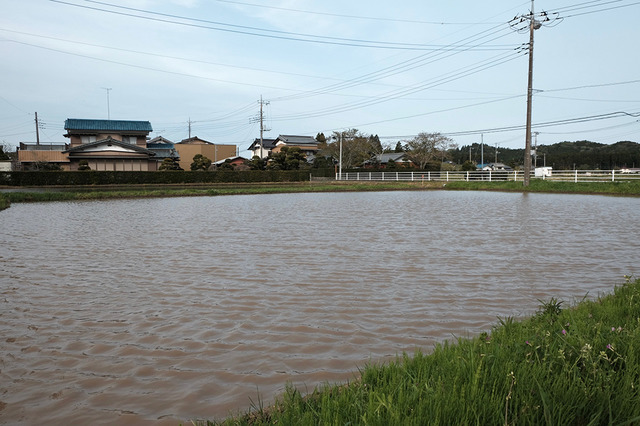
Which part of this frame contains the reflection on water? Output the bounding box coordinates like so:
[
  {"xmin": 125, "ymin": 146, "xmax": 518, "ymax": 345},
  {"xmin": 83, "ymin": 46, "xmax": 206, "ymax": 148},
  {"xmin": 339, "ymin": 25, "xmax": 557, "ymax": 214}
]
[{"xmin": 1, "ymin": 191, "xmax": 638, "ymax": 424}]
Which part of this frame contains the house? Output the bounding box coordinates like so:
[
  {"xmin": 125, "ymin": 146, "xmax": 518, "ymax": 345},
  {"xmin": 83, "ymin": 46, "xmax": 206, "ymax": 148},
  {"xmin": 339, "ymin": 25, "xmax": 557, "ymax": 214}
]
[
  {"xmin": 364, "ymin": 152, "xmax": 412, "ymax": 168},
  {"xmin": 63, "ymin": 118, "xmax": 157, "ymax": 171},
  {"xmin": 479, "ymin": 162, "xmax": 513, "ymax": 171},
  {"xmin": 247, "ymin": 138, "xmax": 277, "ymax": 159},
  {"xmin": 272, "ymin": 135, "xmax": 319, "ymax": 161},
  {"xmin": 174, "ymin": 136, "xmax": 236, "ymax": 171},
  {"xmin": 17, "ymin": 143, "xmax": 70, "ymax": 170},
  {"xmin": 247, "ymin": 135, "xmax": 319, "ymax": 161},
  {"xmin": 212, "ymin": 156, "xmax": 249, "ymax": 170},
  {"xmin": 147, "ymin": 136, "xmax": 180, "ymax": 165}
]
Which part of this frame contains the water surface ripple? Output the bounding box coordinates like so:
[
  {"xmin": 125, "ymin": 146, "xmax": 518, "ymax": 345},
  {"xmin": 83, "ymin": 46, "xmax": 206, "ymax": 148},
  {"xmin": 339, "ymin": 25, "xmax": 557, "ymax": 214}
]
[{"xmin": 1, "ymin": 191, "xmax": 638, "ymax": 424}]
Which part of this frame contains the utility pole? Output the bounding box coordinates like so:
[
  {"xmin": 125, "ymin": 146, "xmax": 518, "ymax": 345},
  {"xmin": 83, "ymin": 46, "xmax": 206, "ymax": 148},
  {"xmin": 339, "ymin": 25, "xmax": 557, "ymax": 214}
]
[
  {"xmin": 533, "ymin": 131, "xmax": 539, "ymax": 167},
  {"xmin": 523, "ymin": 0, "xmax": 537, "ymax": 186},
  {"xmin": 35, "ymin": 112, "xmax": 40, "ymax": 146},
  {"xmin": 481, "ymin": 133, "xmax": 484, "ymax": 166},
  {"xmin": 339, "ymin": 132, "xmax": 343, "ymax": 180},
  {"xmin": 188, "ymin": 118, "xmax": 192, "ymax": 139},
  {"xmin": 495, "ymin": 143, "xmax": 499, "ymax": 163},
  {"xmin": 102, "ymin": 87, "xmax": 112, "ymax": 120},
  {"xmin": 258, "ymin": 96, "xmax": 270, "ymax": 159},
  {"xmin": 512, "ymin": 0, "xmax": 559, "ymax": 185}
]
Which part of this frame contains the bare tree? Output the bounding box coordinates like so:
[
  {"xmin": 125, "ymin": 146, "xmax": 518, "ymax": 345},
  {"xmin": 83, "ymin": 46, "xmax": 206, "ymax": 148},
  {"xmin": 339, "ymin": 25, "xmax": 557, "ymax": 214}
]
[
  {"xmin": 318, "ymin": 129, "xmax": 382, "ymax": 169},
  {"xmin": 404, "ymin": 132, "xmax": 453, "ymax": 169}
]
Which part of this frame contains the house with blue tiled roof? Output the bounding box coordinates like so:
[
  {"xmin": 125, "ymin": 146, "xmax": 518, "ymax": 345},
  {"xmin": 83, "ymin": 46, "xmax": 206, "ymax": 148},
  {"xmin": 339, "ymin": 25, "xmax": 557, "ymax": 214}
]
[{"xmin": 63, "ymin": 118, "xmax": 157, "ymax": 171}]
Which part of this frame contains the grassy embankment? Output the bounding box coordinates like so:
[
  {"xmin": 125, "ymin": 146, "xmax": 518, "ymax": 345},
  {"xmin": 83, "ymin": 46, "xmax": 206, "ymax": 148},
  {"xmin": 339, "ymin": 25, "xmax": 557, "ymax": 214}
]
[
  {"xmin": 2, "ymin": 179, "xmax": 640, "ymax": 204},
  {"xmin": 204, "ymin": 277, "xmax": 640, "ymax": 425},
  {"xmin": 0, "ymin": 193, "xmax": 9, "ymax": 210}
]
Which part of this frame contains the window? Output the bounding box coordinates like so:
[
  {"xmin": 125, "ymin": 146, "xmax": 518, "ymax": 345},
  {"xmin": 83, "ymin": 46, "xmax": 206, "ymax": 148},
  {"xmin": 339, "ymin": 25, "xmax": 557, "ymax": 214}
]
[
  {"xmin": 81, "ymin": 136, "xmax": 97, "ymax": 144},
  {"xmin": 124, "ymin": 136, "xmax": 138, "ymax": 145}
]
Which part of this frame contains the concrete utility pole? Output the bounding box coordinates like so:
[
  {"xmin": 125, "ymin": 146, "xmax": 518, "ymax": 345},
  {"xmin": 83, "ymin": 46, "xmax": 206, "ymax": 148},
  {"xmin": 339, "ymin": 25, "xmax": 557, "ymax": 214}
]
[
  {"xmin": 511, "ymin": 1, "xmax": 559, "ymax": 185},
  {"xmin": 339, "ymin": 132, "xmax": 343, "ymax": 180},
  {"xmin": 259, "ymin": 96, "xmax": 270, "ymax": 159},
  {"xmin": 35, "ymin": 112, "xmax": 40, "ymax": 146},
  {"xmin": 523, "ymin": 0, "xmax": 537, "ymax": 186},
  {"xmin": 533, "ymin": 131, "xmax": 539, "ymax": 167}
]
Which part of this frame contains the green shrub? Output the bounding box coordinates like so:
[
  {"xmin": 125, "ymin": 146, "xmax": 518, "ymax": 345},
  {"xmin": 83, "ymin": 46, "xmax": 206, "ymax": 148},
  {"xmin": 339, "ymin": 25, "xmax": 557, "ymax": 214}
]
[{"xmin": 0, "ymin": 170, "xmax": 311, "ymax": 186}]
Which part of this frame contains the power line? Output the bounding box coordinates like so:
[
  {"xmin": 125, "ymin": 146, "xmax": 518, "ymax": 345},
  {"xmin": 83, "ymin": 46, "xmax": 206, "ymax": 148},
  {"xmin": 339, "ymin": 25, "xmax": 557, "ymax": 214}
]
[
  {"xmin": 50, "ymin": 0, "xmax": 514, "ymax": 51},
  {"xmin": 272, "ymin": 24, "xmax": 519, "ymax": 102},
  {"xmin": 442, "ymin": 111, "xmax": 640, "ymax": 136},
  {"xmin": 540, "ymin": 79, "xmax": 640, "ymax": 93},
  {"xmin": 212, "ymin": 0, "xmax": 504, "ymax": 25},
  {"xmin": 270, "ymin": 51, "xmax": 524, "ymax": 121}
]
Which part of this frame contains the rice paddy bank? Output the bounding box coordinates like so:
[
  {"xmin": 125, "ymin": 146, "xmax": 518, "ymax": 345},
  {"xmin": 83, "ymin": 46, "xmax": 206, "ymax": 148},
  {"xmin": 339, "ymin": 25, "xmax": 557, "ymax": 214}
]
[
  {"xmin": 2, "ymin": 180, "xmax": 640, "ymax": 205},
  {"xmin": 206, "ymin": 277, "xmax": 640, "ymax": 425}
]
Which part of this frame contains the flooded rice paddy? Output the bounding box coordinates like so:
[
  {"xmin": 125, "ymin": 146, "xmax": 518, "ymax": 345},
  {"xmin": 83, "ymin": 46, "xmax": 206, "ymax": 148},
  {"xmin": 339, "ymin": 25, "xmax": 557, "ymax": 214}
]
[{"xmin": 1, "ymin": 190, "xmax": 639, "ymax": 424}]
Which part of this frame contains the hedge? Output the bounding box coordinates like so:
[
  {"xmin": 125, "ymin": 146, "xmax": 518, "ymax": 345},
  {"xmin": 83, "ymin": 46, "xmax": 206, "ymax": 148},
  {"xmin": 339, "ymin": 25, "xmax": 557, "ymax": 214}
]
[{"xmin": 0, "ymin": 170, "xmax": 311, "ymax": 186}]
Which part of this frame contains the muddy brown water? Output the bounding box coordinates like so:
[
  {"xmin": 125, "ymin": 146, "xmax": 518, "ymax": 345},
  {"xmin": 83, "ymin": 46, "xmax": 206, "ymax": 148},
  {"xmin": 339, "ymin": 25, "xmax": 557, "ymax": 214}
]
[{"xmin": 1, "ymin": 191, "xmax": 639, "ymax": 424}]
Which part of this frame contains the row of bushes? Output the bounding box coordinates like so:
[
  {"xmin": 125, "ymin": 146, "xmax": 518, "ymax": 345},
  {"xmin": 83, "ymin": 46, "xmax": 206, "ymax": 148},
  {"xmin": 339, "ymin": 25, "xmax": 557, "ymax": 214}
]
[{"xmin": 0, "ymin": 170, "xmax": 314, "ymax": 186}]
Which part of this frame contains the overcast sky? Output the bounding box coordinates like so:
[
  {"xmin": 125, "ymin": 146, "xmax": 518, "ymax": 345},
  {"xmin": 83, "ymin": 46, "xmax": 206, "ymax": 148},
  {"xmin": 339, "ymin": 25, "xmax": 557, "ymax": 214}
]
[{"xmin": 1, "ymin": 0, "xmax": 639, "ymax": 157}]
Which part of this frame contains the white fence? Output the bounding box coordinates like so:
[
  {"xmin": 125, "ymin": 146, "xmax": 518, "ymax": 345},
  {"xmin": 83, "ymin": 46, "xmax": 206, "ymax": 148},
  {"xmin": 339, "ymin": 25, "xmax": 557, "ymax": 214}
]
[{"xmin": 335, "ymin": 170, "xmax": 640, "ymax": 183}]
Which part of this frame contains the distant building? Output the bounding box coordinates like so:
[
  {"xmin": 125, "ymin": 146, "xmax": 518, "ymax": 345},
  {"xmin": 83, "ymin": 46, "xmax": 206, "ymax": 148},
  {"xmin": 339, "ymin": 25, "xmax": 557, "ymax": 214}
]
[
  {"xmin": 479, "ymin": 162, "xmax": 513, "ymax": 171},
  {"xmin": 364, "ymin": 152, "xmax": 412, "ymax": 168},
  {"xmin": 247, "ymin": 138, "xmax": 277, "ymax": 159},
  {"xmin": 147, "ymin": 136, "xmax": 180, "ymax": 165},
  {"xmin": 17, "ymin": 143, "xmax": 70, "ymax": 170},
  {"xmin": 63, "ymin": 118, "xmax": 157, "ymax": 171},
  {"xmin": 247, "ymin": 135, "xmax": 319, "ymax": 161},
  {"xmin": 174, "ymin": 136, "xmax": 236, "ymax": 171}
]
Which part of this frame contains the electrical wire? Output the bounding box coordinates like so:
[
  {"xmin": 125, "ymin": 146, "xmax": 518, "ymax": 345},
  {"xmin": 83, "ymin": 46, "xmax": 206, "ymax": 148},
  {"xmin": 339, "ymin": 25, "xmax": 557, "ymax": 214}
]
[
  {"xmin": 270, "ymin": 51, "xmax": 524, "ymax": 121},
  {"xmin": 271, "ymin": 24, "xmax": 518, "ymax": 102},
  {"xmin": 50, "ymin": 0, "xmax": 515, "ymax": 51},
  {"xmin": 211, "ymin": 0, "xmax": 505, "ymax": 25}
]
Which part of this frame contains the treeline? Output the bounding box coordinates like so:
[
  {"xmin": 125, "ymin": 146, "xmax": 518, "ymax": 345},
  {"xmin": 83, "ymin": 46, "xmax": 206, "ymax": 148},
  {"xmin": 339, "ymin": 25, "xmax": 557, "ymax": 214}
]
[{"xmin": 449, "ymin": 140, "xmax": 640, "ymax": 170}]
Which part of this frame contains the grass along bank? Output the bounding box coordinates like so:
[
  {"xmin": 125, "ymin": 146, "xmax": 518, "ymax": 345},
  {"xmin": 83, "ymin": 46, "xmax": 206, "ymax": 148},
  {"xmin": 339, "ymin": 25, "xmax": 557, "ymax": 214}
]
[
  {"xmin": 204, "ymin": 277, "xmax": 640, "ymax": 425},
  {"xmin": 0, "ymin": 181, "xmax": 441, "ymax": 203},
  {"xmin": 0, "ymin": 193, "xmax": 9, "ymax": 210},
  {"xmin": 2, "ymin": 179, "xmax": 640, "ymax": 205}
]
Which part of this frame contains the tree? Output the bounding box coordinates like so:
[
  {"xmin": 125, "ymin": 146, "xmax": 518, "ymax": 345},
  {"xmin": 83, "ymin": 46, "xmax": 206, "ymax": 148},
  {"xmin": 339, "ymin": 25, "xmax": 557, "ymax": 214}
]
[
  {"xmin": 267, "ymin": 146, "xmax": 307, "ymax": 170},
  {"xmin": 0, "ymin": 144, "xmax": 10, "ymax": 161},
  {"xmin": 394, "ymin": 141, "xmax": 405, "ymax": 153},
  {"xmin": 404, "ymin": 132, "xmax": 453, "ymax": 170},
  {"xmin": 461, "ymin": 160, "xmax": 476, "ymax": 171},
  {"xmin": 318, "ymin": 129, "xmax": 383, "ymax": 169},
  {"xmin": 77, "ymin": 160, "xmax": 91, "ymax": 171},
  {"xmin": 190, "ymin": 154, "xmax": 211, "ymax": 171},
  {"xmin": 312, "ymin": 155, "xmax": 334, "ymax": 169},
  {"xmin": 247, "ymin": 155, "xmax": 266, "ymax": 170},
  {"xmin": 32, "ymin": 161, "xmax": 62, "ymax": 171},
  {"xmin": 217, "ymin": 159, "xmax": 235, "ymax": 170},
  {"xmin": 315, "ymin": 132, "xmax": 326, "ymax": 144},
  {"xmin": 158, "ymin": 157, "xmax": 183, "ymax": 170}
]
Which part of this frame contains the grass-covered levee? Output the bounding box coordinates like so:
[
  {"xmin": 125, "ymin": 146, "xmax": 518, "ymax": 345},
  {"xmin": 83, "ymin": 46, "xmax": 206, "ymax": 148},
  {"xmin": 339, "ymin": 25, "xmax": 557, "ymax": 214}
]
[{"xmin": 205, "ymin": 277, "xmax": 640, "ymax": 425}]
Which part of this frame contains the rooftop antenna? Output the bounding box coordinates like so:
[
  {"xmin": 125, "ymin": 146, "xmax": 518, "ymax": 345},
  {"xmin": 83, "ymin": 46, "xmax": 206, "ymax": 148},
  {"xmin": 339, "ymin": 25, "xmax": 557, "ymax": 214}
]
[{"xmin": 101, "ymin": 87, "xmax": 112, "ymax": 120}]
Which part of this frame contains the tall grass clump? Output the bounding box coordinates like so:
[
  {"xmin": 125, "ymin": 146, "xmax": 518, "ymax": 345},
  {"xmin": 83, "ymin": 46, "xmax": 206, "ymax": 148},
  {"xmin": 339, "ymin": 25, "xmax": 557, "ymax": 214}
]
[
  {"xmin": 0, "ymin": 192, "xmax": 9, "ymax": 210},
  {"xmin": 207, "ymin": 277, "xmax": 640, "ymax": 425}
]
